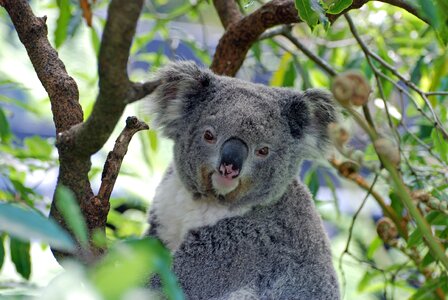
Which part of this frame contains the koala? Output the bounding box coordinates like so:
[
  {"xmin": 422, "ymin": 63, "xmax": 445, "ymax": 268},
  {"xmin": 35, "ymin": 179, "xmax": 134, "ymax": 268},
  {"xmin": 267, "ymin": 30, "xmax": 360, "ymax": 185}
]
[{"xmin": 145, "ymin": 61, "xmax": 340, "ymax": 300}]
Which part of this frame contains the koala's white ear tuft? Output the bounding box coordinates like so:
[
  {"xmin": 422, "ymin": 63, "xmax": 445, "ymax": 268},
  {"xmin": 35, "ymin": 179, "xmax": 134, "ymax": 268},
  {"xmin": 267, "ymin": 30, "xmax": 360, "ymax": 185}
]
[{"xmin": 147, "ymin": 61, "xmax": 212, "ymax": 139}]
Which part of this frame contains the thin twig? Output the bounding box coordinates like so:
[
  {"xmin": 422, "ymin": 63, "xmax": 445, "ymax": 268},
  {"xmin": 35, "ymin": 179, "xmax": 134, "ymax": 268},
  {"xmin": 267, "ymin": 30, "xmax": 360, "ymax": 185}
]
[
  {"xmin": 345, "ymin": 13, "xmax": 448, "ymax": 140},
  {"xmin": 426, "ymin": 91, "xmax": 448, "ymax": 96},
  {"xmin": 338, "ymin": 174, "xmax": 379, "ymax": 300},
  {"xmin": 282, "ymin": 29, "xmax": 338, "ymax": 77},
  {"xmin": 329, "ymin": 158, "xmax": 407, "ymax": 238}
]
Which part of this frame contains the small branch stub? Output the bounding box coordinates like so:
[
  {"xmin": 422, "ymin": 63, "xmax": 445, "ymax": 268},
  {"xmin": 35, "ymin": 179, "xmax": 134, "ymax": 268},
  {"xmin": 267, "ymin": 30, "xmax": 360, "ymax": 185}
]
[
  {"xmin": 97, "ymin": 116, "xmax": 149, "ymax": 201},
  {"xmin": 77, "ymin": 117, "xmax": 148, "ymax": 257}
]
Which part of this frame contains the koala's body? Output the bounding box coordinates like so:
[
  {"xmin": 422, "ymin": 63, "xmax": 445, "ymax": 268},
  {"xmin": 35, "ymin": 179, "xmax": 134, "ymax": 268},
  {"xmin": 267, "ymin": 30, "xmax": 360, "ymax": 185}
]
[{"xmin": 146, "ymin": 61, "xmax": 340, "ymax": 299}]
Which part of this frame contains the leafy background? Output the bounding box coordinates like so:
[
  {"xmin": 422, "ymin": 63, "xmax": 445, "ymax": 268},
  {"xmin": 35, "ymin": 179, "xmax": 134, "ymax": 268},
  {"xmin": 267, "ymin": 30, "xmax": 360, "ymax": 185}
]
[{"xmin": 0, "ymin": 0, "xmax": 447, "ymax": 299}]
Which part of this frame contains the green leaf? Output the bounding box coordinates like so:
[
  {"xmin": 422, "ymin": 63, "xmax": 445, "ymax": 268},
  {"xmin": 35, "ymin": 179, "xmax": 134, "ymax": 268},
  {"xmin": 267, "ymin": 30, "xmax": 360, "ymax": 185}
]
[
  {"xmin": 0, "ymin": 107, "xmax": 11, "ymax": 143},
  {"xmin": 148, "ymin": 129, "xmax": 159, "ymax": 152},
  {"xmin": 55, "ymin": 185, "xmax": 89, "ymax": 248},
  {"xmin": 24, "ymin": 136, "xmax": 53, "ymax": 160},
  {"xmin": 304, "ymin": 168, "xmax": 320, "ymax": 198},
  {"xmin": 357, "ymin": 271, "xmax": 380, "ymax": 292},
  {"xmin": 271, "ymin": 53, "xmax": 293, "ymax": 87},
  {"xmin": 322, "ymin": 173, "xmax": 340, "ymax": 217},
  {"xmin": 283, "ymin": 61, "xmax": 297, "ymax": 87},
  {"xmin": 90, "ymin": 238, "xmax": 184, "ymax": 300},
  {"xmin": 389, "ymin": 192, "xmax": 404, "ymax": 220},
  {"xmin": 431, "ymin": 128, "xmax": 448, "ymax": 163},
  {"xmin": 410, "ymin": 56, "xmax": 425, "ymax": 85},
  {"xmin": 416, "ymin": 0, "xmax": 448, "ymax": 45},
  {"xmin": 0, "ymin": 234, "xmax": 5, "ymax": 271},
  {"xmin": 366, "ymin": 236, "xmax": 382, "ymax": 260},
  {"xmin": 407, "ymin": 228, "xmax": 423, "ymax": 248},
  {"xmin": 10, "ymin": 237, "xmax": 31, "ymax": 280},
  {"xmin": 294, "ymin": 0, "xmax": 320, "ymax": 30},
  {"xmin": 421, "ymin": 251, "xmax": 435, "ymax": 267},
  {"xmin": 0, "ymin": 94, "xmax": 41, "ymax": 114},
  {"xmin": 325, "ymin": 0, "xmax": 353, "ymax": 14},
  {"xmin": 90, "ymin": 27, "xmax": 100, "ymax": 56},
  {"xmin": 0, "ymin": 202, "xmax": 75, "ymax": 252},
  {"xmin": 410, "ymin": 277, "xmax": 440, "ymax": 299},
  {"xmin": 252, "ymin": 42, "xmax": 262, "ymax": 63},
  {"xmin": 55, "ymin": 0, "xmax": 72, "ymax": 48},
  {"xmin": 426, "ymin": 211, "xmax": 448, "ymax": 226}
]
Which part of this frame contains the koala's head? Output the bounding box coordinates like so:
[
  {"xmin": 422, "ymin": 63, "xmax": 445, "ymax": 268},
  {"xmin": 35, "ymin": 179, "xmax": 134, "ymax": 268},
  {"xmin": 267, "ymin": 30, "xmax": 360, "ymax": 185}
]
[{"xmin": 149, "ymin": 61, "xmax": 337, "ymax": 208}]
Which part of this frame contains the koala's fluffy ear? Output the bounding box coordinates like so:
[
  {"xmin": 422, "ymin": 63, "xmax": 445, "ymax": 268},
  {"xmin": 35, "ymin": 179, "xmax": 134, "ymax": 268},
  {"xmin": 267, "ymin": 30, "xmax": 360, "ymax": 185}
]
[
  {"xmin": 283, "ymin": 89, "xmax": 338, "ymax": 155},
  {"xmin": 148, "ymin": 61, "xmax": 212, "ymax": 139}
]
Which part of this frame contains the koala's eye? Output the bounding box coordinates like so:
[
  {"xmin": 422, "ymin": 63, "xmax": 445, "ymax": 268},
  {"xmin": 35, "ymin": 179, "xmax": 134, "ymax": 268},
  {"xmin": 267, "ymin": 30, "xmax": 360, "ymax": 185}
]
[
  {"xmin": 203, "ymin": 130, "xmax": 216, "ymax": 143},
  {"xmin": 256, "ymin": 147, "xmax": 269, "ymax": 157}
]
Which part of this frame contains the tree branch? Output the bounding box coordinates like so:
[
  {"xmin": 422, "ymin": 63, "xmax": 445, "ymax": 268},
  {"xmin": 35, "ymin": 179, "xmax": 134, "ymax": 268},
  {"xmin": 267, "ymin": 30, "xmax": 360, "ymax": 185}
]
[
  {"xmin": 126, "ymin": 80, "xmax": 161, "ymax": 104},
  {"xmin": 213, "ymin": 0, "xmax": 242, "ymax": 29},
  {"xmin": 78, "ymin": 117, "xmax": 149, "ymax": 260},
  {"xmin": 329, "ymin": 158, "xmax": 408, "ymax": 238},
  {"xmin": 282, "ymin": 29, "xmax": 338, "ymax": 77},
  {"xmin": 344, "ymin": 13, "xmax": 448, "ymax": 140},
  {"xmin": 377, "ymin": 0, "xmax": 426, "ymax": 21},
  {"xmin": 1, "ymin": 0, "xmax": 155, "ymax": 261},
  {"xmin": 1, "ymin": 0, "xmax": 83, "ymax": 133},
  {"xmin": 62, "ymin": 0, "xmax": 151, "ymax": 157},
  {"xmin": 0, "ymin": 0, "xmax": 98, "ymax": 259},
  {"xmin": 210, "ymin": 0, "xmax": 425, "ymax": 76},
  {"xmin": 210, "ymin": 0, "xmax": 299, "ymax": 76},
  {"xmin": 97, "ymin": 117, "xmax": 149, "ymax": 201}
]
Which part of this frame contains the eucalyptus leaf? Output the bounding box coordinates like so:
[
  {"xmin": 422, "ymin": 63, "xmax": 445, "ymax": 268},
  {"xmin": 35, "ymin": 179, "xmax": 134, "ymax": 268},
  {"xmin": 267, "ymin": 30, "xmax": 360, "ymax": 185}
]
[
  {"xmin": 0, "ymin": 234, "xmax": 5, "ymax": 271},
  {"xmin": 0, "ymin": 107, "xmax": 11, "ymax": 143},
  {"xmin": 90, "ymin": 27, "xmax": 100, "ymax": 56},
  {"xmin": 407, "ymin": 228, "xmax": 423, "ymax": 248},
  {"xmin": 294, "ymin": 0, "xmax": 320, "ymax": 30},
  {"xmin": 0, "ymin": 202, "xmax": 75, "ymax": 252},
  {"xmin": 54, "ymin": 0, "xmax": 72, "ymax": 48},
  {"xmin": 325, "ymin": 0, "xmax": 353, "ymax": 14},
  {"xmin": 90, "ymin": 238, "xmax": 183, "ymax": 300},
  {"xmin": 10, "ymin": 237, "xmax": 31, "ymax": 280},
  {"xmin": 55, "ymin": 186, "xmax": 89, "ymax": 248},
  {"xmin": 24, "ymin": 136, "xmax": 53, "ymax": 160}
]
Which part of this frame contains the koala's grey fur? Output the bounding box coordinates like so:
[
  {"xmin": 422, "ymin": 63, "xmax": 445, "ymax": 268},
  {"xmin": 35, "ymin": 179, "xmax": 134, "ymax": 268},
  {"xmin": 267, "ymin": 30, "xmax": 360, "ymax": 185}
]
[{"xmin": 145, "ymin": 61, "xmax": 340, "ymax": 299}]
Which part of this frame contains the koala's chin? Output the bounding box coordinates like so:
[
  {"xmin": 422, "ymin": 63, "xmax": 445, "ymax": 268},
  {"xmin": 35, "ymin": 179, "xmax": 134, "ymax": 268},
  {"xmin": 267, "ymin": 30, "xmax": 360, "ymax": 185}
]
[
  {"xmin": 211, "ymin": 172, "xmax": 239, "ymax": 195},
  {"xmin": 196, "ymin": 166, "xmax": 253, "ymax": 205}
]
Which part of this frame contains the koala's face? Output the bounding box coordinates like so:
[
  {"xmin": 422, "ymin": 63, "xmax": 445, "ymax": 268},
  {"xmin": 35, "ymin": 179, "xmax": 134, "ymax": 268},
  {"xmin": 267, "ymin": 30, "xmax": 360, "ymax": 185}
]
[{"xmin": 150, "ymin": 62, "xmax": 337, "ymax": 207}]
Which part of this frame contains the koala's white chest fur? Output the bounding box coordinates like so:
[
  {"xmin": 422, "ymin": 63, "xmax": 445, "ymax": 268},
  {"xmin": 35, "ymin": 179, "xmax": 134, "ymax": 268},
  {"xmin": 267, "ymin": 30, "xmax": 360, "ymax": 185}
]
[{"xmin": 151, "ymin": 167, "xmax": 249, "ymax": 252}]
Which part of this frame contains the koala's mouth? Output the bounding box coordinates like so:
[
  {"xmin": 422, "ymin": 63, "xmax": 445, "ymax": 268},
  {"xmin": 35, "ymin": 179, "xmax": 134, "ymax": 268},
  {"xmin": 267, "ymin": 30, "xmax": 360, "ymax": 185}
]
[{"xmin": 211, "ymin": 172, "xmax": 240, "ymax": 196}]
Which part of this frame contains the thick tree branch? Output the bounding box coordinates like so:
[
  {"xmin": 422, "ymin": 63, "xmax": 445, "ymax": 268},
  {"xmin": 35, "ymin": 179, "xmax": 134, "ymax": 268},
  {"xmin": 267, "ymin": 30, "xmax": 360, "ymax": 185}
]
[
  {"xmin": 210, "ymin": 0, "xmax": 425, "ymax": 76},
  {"xmin": 0, "ymin": 0, "xmax": 97, "ymax": 259},
  {"xmin": 210, "ymin": 0, "xmax": 299, "ymax": 76},
  {"xmin": 1, "ymin": 0, "xmax": 154, "ymax": 261},
  {"xmin": 63, "ymin": 0, "xmax": 148, "ymax": 157},
  {"xmin": 344, "ymin": 13, "xmax": 448, "ymax": 140},
  {"xmin": 1, "ymin": 0, "xmax": 83, "ymax": 132},
  {"xmin": 213, "ymin": 0, "xmax": 242, "ymax": 29}
]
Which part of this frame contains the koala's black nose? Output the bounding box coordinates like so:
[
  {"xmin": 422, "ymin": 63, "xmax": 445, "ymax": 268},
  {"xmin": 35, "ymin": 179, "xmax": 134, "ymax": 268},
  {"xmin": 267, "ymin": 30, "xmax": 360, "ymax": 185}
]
[{"xmin": 219, "ymin": 138, "xmax": 248, "ymax": 179}]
